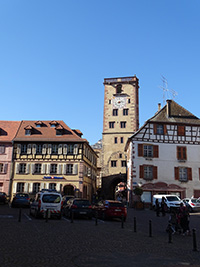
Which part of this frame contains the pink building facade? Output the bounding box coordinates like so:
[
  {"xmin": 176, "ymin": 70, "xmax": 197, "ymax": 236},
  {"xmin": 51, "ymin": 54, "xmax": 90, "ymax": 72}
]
[{"xmin": 0, "ymin": 121, "xmax": 21, "ymax": 195}]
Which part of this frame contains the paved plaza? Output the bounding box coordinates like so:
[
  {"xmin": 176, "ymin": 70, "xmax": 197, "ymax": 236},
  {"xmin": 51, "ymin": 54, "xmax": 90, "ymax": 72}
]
[{"xmin": 0, "ymin": 204, "xmax": 200, "ymax": 267}]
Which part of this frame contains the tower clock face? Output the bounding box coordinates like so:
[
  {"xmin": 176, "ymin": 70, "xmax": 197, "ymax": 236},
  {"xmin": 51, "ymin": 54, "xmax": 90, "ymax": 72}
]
[{"xmin": 113, "ymin": 97, "xmax": 126, "ymax": 109}]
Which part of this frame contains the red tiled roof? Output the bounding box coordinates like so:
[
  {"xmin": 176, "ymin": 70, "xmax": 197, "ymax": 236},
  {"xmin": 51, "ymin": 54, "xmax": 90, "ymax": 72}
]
[
  {"xmin": 0, "ymin": 121, "xmax": 21, "ymax": 142},
  {"xmin": 13, "ymin": 120, "xmax": 87, "ymax": 142}
]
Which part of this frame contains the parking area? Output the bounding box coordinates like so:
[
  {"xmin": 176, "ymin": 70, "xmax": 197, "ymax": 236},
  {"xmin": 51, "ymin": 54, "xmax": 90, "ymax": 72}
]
[{"xmin": 1, "ymin": 204, "xmax": 200, "ymax": 266}]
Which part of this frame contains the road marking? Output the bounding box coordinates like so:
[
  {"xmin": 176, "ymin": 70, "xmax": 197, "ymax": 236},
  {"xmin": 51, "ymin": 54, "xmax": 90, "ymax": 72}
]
[
  {"xmin": 62, "ymin": 217, "xmax": 70, "ymax": 222},
  {"xmin": 24, "ymin": 213, "xmax": 32, "ymax": 221},
  {"xmin": 0, "ymin": 215, "xmax": 14, "ymax": 218}
]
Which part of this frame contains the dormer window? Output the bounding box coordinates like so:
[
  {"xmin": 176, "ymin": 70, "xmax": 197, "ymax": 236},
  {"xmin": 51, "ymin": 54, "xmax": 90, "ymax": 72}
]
[
  {"xmin": 24, "ymin": 125, "xmax": 33, "ymax": 136},
  {"xmin": 55, "ymin": 124, "xmax": 63, "ymax": 136},
  {"xmin": 50, "ymin": 121, "xmax": 58, "ymax": 127},
  {"xmin": 35, "ymin": 121, "xmax": 43, "ymax": 128}
]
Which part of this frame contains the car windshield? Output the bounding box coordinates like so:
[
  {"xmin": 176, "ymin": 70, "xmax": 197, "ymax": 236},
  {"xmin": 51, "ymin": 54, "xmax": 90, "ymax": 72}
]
[
  {"xmin": 16, "ymin": 193, "xmax": 29, "ymax": 198},
  {"xmin": 191, "ymin": 199, "xmax": 199, "ymax": 203},
  {"xmin": 166, "ymin": 196, "xmax": 180, "ymax": 202},
  {"xmin": 42, "ymin": 194, "xmax": 61, "ymax": 203},
  {"xmin": 108, "ymin": 202, "xmax": 124, "ymax": 207},
  {"xmin": 74, "ymin": 200, "xmax": 91, "ymax": 206}
]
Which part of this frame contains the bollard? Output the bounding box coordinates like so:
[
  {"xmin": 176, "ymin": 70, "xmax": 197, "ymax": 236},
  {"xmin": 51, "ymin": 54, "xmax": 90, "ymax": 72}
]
[
  {"xmin": 134, "ymin": 217, "xmax": 137, "ymax": 232},
  {"xmin": 168, "ymin": 223, "xmax": 172, "ymax": 243},
  {"xmin": 193, "ymin": 229, "xmax": 198, "ymax": 252},
  {"xmin": 121, "ymin": 215, "xmax": 124, "ymax": 229},
  {"xmin": 95, "ymin": 211, "xmax": 98, "ymax": 226},
  {"xmin": 18, "ymin": 208, "xmax": 22, "ymax": 222},
  {"xmin": 45, "ymin": 209, "xmax": 49, "ymax": 223},
  {"xmin": 71, "ymin": 211, "xmax": 74, "ymax": 223},
  {"xmin": 149, "ymin": 220, "xmax": 152, "ymax": 237}
]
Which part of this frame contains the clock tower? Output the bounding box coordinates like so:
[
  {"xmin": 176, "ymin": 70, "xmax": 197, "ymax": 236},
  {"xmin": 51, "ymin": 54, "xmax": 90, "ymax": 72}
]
[{"xmin": 102, "ymin": 76, "xmax": 139, "ymax": 177}]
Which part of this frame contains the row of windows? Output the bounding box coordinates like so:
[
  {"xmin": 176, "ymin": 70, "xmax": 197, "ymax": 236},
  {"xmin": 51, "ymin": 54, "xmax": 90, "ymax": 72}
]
[
  {"xmin": 154, "ymin": 124, "xmax": 185, "ymax": 136},
  {"xmin": 112, "ymin": 109, "xmax": 129, "ymax": 116},
  {"xmin": 109, "ymin": 99, "xmax": 131, "ymax": 104},
  {"xmin": 138, "ymin": 144, "xmax": 187, "ymax": 160},
  {"xmin": 17, "ymin": 144, "xmax": 79, "ymax": 155},
  {"xmin": 114, "ymin": 137, "xmax": 124, "ymax": 144},
  {"xmin": 110, "ymin": 160, "xmax": 126, "ymax": 167},
  {"xmin": 109, "ymin": 121, "xmax": 126, "ymax": 129},
  {"xmin": 16, "ymin": 182, "xmax": 57, "ymax": 193},
  {"xmin": 16, "ymin": 163, "xmax": 78, "ymax": 175},
  {"xmin": 140, "ymin": 165, "xmax": 193, "ymax": 182}
]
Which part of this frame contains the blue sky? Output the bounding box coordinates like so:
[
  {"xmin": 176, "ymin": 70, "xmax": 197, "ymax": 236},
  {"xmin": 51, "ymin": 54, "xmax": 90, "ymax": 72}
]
[{"xmin": 1, "ymin": 1, "xmax": 200, "ymax": 145}]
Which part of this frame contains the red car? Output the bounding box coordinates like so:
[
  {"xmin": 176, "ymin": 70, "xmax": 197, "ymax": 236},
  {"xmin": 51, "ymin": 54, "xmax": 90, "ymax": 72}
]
[{"xmin": 93, "ymin": 200, "xmax": 127, "ymax": 221}]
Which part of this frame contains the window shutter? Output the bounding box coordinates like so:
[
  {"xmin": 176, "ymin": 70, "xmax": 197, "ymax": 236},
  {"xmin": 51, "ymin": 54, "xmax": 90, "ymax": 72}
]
[
  {"xmin": 41, "ymin": 164, "xmax": 46, "ymax": 174},
  {"xmin": 31, "ymin": 164, "xmax": 35, "ymax": 174},
  {"xmin": 26, "ymin": 163, "xmax": 30, "ymax": 174},
  {"xmin": 62, "ymin": 164, "xmax": 66, "ymax": 174},
  {"xmin": 164, "ymin": 125, "xmax": 167, "ymax": 135},
  {"xmin": 47, "ymin": 144, "xmax": 52, "ymax": 154},
  {"xmin": 73, "ymin": 144, "xmax": 78, "ymax": 155},
  {"xmin": 153, "ymin": 124, "xmax": 157, "ymax": 134},
  {"xmin": 63, "ymin": 144, "xmax": 68, "ymax": 155},
  {"xmin": 57, "ymin": 164, "xmax": 62, "ymax": 174},
  {"xmin": 24, "ymin": 183, "xmax": 28, "ymax": 192},
  {"xmin": 32, "ymin": 144, "xmax": 36, "ymax": 154},
  {"xmin": 13, "ymin": 183, "xmax": 17, "ymax": 193},
  {"xmin": 27, "ymin": 144, "xmax": 32, "ymax": 154},
  {"xmin": 17, "ymin": 144, "xmax": 21, "ymax": 154},
  {"xmin": 188, "ymin": 168, "xmax": 192, "ymax": 180},
  {"xmin": 153, "ymin": 145, "xmax": 159, "ymax": 158},
  {"xmin": 46, "ymin": 164, "xmax": 51, "ymax": 174},
  {"xmin": 139, "ymin": 165, "xmax": 144, "ymax": 178},
  {"xmin": 41, "ymin": 183, "xmax": 44, "ymax": 190},
  {"xmin": 42, "ymin": 144, "xmax": 47, "ymax": 154},
  {"xmin": 153, "ymin": 166, "xmax": 157, "ymax": 179},
  {"xmin": 16, "ymin": 163, "xmax": 20, "ymax": 174},
  {"xmin": 29, "ymin": 183, "xmax": 33, "ymax": 193},
  {"xmin": 3, "ymin": 163, "xmax": 8, "ymax": 174},
  {"xmin": 58, "ymin": 144, "xmax": 62, "ymax": 155},
  {"xmin": 138, "ymin": 144, "xmax": 143, "ymax": 157},
  {"xmin": 177, "ymin": 125, "xmax": 185, "ymax": 136},
  {"xmin": 73, "ymin": 164, "xmax": 78, "ymax": 175},
  {"xmin": 175, "ymin": 167, "xmax": 179, "ymax": 180}
]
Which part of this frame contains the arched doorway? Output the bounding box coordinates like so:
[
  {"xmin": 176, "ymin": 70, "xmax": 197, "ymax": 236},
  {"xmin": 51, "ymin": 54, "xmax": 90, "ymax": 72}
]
[{"xmin": 63, "ymin": 185, "xmax": 75, "ymax": 196}]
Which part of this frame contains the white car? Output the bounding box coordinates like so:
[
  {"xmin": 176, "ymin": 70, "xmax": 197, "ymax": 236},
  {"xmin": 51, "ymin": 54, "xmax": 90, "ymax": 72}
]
[
  {"xmin": 152, "ymin": 194, "xmax": 182, "ymax": 211},
  {"xmin": 182, "ymin": 198, "xmax": 200, "ymax": 212},
  {"xmin": 30, "ymin": 189, "xmax": 63, "ymax": 219}
]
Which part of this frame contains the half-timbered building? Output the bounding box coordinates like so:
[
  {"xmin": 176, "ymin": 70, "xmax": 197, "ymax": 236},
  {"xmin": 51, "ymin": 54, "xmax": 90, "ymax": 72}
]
[
  {"xmin": 11, "ymin": 120, "xmax": 97, "ymax": 201},
  {"xmin": 125, "ymin": 100, "xmax": 200, "ymax": 206}
]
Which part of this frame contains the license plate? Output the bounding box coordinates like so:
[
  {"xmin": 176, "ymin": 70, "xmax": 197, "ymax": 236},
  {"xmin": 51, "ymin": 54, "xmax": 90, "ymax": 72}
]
[{"xmin": 115, "ymin": 209, "xmax": 121, "ymax": 212}]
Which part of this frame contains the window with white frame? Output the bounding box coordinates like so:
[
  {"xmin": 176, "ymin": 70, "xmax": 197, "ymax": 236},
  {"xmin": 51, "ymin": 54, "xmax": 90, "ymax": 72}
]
[
  {"xmin": 144, "ymin": 166, "xmax": 153, "ymax": 180},
  {"xmin": 35, "ymin": 164, "xmax": 41, "ymax": 174},
  {"xmin": 179, "ymin": 167, "xmax": 188, "ymax": 182},
  {"xmin": 36, "ymin": 144, "xmax": 42, "ymax": 154},
  {"xmin": 49, "ymin": 183, "xmax": 56, "ymax": 190},
  {"xmin": 17, "ymin": 183, "xmax": 24, "ymax": 192},
  {"xmin": 144, "ymin": 145, "xmax": 153, "ymax": 157},
  {"xmin": 21, "ymin": 144, "xmax": 27, "ymax": 154},
  {"xmin": 52, "ymin": 144, "xmax": 58, "ymax": 154},
  {"xmin": 66, "ymin": 164, "xmax": 73, "ymax": 174},
  {"xmin": 0, "ymin": 145, "xmax": 5, "ymax": 154},
  {"xmin": 0, "ymin": 163, "xmax": 3, "ymax": 173},
  {"xmin": 50, "ymin": 164, "xmax": 57, "ymax": 174},
  {"xmin": 19, "ymin": 164, "xmax": 26, "ymax": 174},
  {"xmin": 68, "ymin": 144, "xmax": 74, "ymax": 154},
  {"xmin": 156, "ymin": 124, "xmax": 164, "ymax": 134},
  {"xmin": 33, "ymin": 183, "xmax": 40, "ymax": 193}
]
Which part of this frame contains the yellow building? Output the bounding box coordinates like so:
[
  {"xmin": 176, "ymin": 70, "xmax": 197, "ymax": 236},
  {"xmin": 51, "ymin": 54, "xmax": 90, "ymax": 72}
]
[{"xmin": 11, "ymin": 120, "xmax": 97, "ymax": 201}]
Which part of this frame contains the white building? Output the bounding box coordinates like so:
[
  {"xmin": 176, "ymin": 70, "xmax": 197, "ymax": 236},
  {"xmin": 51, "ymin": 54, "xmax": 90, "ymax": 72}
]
[{"xmin": 125, "ymin": 100, "xmax": 200, "ymax": 206}]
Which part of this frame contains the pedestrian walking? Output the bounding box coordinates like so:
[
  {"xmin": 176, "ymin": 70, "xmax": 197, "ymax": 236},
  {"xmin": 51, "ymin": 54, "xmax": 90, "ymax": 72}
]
[
  {"xmin": 179, "ymin": 203, "xmax": 190, "ymax": 235},
  {"xmin": 155, "ymin": 199, "xmax": 160, "ymax": 217},
  {"xmin": 161, "ymin": 197, "xmax": 167, "ymax": 216}
]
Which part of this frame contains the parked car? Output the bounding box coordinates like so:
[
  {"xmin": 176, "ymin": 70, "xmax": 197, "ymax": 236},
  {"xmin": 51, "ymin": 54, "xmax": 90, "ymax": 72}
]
[
  {"xmin": 0, "ymin": 192, "xmax": 8, "ymax": 204},
  {"xmin": 182, "ymin": 198, "xmax": 200, "ymax": 212},
  {"xmin": 93, "ymin": 200, "xmax": 127, "ymax": 221},
  {"xmin": 11, "ymin": 193, "xmax": 30, "ymax": 208},
  {"xmin": 152, "ymin": 195, "xmax": 182, "ymax": 211},
  {"xmin": 63, "ymin": 198, "xmax": 92, "ymax": 219},
  {"xmin": 30, "ymin": 189, "xmax": 63, "ymax": 219}
]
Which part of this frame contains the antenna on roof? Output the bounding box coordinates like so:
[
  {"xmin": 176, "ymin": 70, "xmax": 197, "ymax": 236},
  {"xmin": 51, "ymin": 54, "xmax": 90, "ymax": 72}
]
[{"xmin": 159, "ymin": 75, "xmax": 178, "ymax": 106}]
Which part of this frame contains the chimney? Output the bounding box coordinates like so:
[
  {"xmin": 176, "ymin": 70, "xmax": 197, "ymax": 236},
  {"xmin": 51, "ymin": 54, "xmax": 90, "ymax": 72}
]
[
  {"xmin": 158, "ymin": 103, "xmax": 161, "ymax": 112},
  {"xmin": 166, "ymin": 100, "xmax": 171, "ymax": 117}
]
